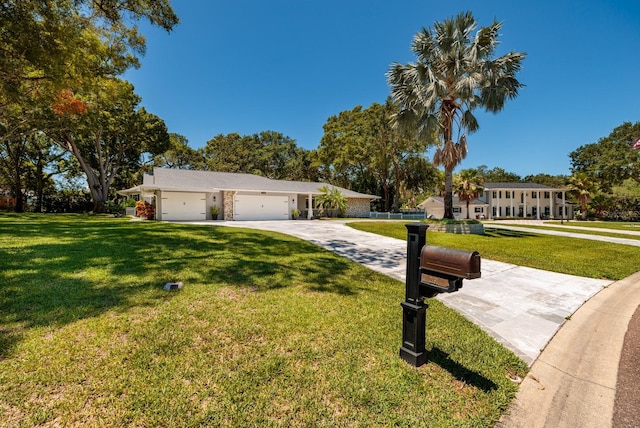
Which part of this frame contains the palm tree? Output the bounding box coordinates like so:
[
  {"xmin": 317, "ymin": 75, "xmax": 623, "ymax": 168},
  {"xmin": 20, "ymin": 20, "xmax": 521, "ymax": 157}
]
[
  {"xmin": 387, "ymin": 11, "xmax": 525, "ymax": 219},
  {"xmin": 454, "ymin": 168, "xmax": 485, "ymax": 219},
  {"xmin": 315, "ymin": 185, "xmax": 347, "ymax": 217},
  {"xmin": 569, "ymin": 172, "xmax": 596, "ymax": 219}
]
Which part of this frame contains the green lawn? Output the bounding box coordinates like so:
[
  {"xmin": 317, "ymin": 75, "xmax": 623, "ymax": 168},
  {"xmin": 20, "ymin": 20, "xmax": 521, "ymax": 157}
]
[
  {"xmin": 545, "ymin": 220, "xmax": 640, "ymax": 231},
  {"xmin": 490, "ymin": 224, "xmax": 640, "ymax": 241},
  {"xmin": 0, "ymin": 214, "xmax": 526, "ymax": 427},
  {"xmin": 347, "ymin": 222, "xmax": 639, "ymax": 280}
]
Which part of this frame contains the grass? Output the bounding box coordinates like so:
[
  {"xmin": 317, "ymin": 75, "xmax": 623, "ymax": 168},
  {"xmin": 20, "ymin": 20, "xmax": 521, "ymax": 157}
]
[
  {"xmin": 492, "ymin": 224, "xmax": 640, "ymax": 241},
  {"xmin": 347, "ymin": 222, "xmax": 639, "ymax": 280},
  {"xmin": 0, "ymin": 214, "xmax": 527, "ymax": 427},
  {"xmin": 546, "ymin": 220, "xmax": 640, "ymax": 231}
]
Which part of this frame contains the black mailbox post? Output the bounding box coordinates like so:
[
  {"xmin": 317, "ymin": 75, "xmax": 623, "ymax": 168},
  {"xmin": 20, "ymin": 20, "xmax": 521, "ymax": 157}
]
[{"xmin": 400, "ymin": 223, "xmax": 481, "ymax": 367}]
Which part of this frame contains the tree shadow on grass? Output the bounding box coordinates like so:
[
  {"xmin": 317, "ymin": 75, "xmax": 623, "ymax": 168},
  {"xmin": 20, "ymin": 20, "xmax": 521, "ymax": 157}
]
[
  {"xmin": 426, "ymin": 347, "xmax": 498, "ymax": 392},
  {"xmin": 0, "ymin": 218, "xmax": 356, "ymax": 358},
  {"xmin": 483, "ymin": 227, "xmax": 539, "ymax": 238}
]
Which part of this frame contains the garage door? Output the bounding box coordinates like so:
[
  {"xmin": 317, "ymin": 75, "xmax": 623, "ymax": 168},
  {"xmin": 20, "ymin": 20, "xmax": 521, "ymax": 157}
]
[
  {"xmin": 161, "ymin": 192, "xmax": 206, "ymax": 221},
  {"xmin": 234, "ymin": 194, "xmax": 288, "ymax": 220}
]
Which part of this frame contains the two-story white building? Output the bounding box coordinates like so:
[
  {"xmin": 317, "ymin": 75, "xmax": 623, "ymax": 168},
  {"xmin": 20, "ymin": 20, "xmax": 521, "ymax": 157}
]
[
  {"xmin": 482, "ymin": 182, "xmax": 573, "ymax": 220},
  {"xmin": 418, "ymin": 182, "xmax": 574, "ymax": 220}
]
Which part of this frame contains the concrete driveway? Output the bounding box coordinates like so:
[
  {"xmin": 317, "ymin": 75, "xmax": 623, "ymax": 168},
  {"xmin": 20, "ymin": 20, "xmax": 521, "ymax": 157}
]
[{"xmin": 178, "ymin": 219, "xmax": 613, "ymax": 365}]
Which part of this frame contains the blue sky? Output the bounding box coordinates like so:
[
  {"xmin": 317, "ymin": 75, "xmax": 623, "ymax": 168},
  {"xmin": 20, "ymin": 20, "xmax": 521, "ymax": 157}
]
[{"xmin": 124, "ymin": 0, "xmax": 640, "ymax": 177}]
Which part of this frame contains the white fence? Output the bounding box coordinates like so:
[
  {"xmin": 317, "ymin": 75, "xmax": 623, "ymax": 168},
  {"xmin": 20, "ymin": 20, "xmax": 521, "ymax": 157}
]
[{"xmin": 369, "ymin": 211, "xmax": 426, "ymax": 220}]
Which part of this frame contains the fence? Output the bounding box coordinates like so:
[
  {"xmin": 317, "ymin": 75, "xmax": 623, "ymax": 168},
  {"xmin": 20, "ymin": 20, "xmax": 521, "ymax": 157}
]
[{"xmin": 369, "ymin": 210, "xmax": 426, "ymax": 220}]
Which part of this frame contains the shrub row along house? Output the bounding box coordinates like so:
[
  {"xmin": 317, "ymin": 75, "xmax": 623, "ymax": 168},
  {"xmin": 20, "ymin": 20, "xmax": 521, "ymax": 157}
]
[
  {"xmin": 419, "ymin": 182, "xmax": 574, "ymax": 220},
  {"xmin": 119, "ymin": 168, "xmax": 378, "ymax": 221}
]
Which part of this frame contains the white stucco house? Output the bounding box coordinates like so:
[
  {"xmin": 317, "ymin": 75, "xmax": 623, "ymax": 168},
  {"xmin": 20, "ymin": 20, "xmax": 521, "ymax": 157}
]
[
  {"xmin": 418, "ymin": 182, "xmax": 574, "ymax": 220},
  {"xmin": 418, "ymin": 196, "xmax": 489, "ymax": 220},
  {"xmin": 119, "ymin": 168, "xmax": 379, "ymax": 221}
]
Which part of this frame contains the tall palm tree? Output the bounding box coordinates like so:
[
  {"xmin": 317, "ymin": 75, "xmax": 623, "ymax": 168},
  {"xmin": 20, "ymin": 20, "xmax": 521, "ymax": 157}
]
[
  {"xmin": 454, "ymin": 168, "xmax": 485, "ymax": 219},
  {"xmin": 387, "ymin": 11, "xmax": 525, "ymax": 219}
]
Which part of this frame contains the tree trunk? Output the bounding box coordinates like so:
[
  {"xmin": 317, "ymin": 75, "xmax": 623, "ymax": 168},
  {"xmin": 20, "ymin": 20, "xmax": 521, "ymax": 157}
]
[{"xmin": 443, "ymin": 166, "xmax": 454, "ymax": 219}]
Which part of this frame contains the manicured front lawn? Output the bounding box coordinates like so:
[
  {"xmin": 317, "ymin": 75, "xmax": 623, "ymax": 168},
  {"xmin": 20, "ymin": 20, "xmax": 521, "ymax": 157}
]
[
  {"xmin": 0, "ymin": 214, "xmax": 526, "ymax": 427},
  {"xmin": 347, "ymin": 222, "xmax": 639, "ymax": 280},
  {"xmin": 546, "ymin": 220, "xmax": 640, "ymax": 231}
]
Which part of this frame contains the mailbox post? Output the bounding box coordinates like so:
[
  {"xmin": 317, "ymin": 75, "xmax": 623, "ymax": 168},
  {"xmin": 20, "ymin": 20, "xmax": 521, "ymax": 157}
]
[
  {"xmin": 400, "ymin": 223, "xmax": 429, "ymax": 367},
  {"xmin": 400, "ymin": 223, "xmax": 481, "ymax": 367}
]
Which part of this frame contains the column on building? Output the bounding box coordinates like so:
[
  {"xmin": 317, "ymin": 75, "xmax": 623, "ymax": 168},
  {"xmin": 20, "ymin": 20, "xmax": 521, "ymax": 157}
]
[
  {"xmin": 510, "ymin": 192, "xmax": 514, "ymax": 218},
  {"xmin": 307, "ymin": 193, "xmax": 313, "ymax": 219},
  {"xmin": 523, "ymin": 192, "xmax": 527, "ymax": 218},
  {"xmin": 496, "ymin": 191, "xmax": 500, "ymax": 218},
  {"xmin": 536, "ymin": 191, "xmax": 541, "ymax": 220},
  {"xmin": 561, "ymin": 191, "xmax": 566, "ymax": 219},
  {"xmin": 550, "ymin": 192, "xmax": 554, "ymax": 219}
]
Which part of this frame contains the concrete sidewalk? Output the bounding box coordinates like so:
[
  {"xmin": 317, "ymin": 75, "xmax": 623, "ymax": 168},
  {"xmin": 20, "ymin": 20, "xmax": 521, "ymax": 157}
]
[
  {"xmin": 497, "ymin": 271, "xmax": 640, "ymax": 428},
  {"xmin": 183, "ymin": 220, "xmax": 613, "ymax": 364}
]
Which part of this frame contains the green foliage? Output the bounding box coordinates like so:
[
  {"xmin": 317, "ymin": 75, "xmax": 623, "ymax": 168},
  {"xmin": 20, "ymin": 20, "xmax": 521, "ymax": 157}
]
[
  {"xmin": 48, "ymin": 78, "xmax": 170, "ymax": 212},
  {"xmin": 315, "ymin": 185, "xmax": 347, "ymax": 217},
  {"xmin": 454, "ymin": 169, "xmax": 485, "ymax": 219},
  {"xmin": 388, "ymin": 12, "xmax": 525, "ymax": 219},
  {"xmin": 478, "ymin": 166, "xmax": 522, "ymax": 183},
  {"xmin": 200, "ymin": 131, "xmax": 315, "ymax": 181},
  {"xmin": 315, "ymin": 99, "xmax": 436, "ymax": 211},
  {"xmin": 569, "ymin": 121, "xmax": 640, "ymax": 192},
  {"xmin": 0, "ymin": 214, "xmax": 527, "ymax": 426},
  {"xmin": 210, "ymin": 205, "xmax": 220, "ymax": 219}
]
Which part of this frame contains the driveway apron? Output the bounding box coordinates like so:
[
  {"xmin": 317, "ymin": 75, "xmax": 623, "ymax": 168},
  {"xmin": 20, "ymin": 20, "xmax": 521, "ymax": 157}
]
[{"xmin": 178, "ymin": 220, "xmax": 614, "ymax": 365}]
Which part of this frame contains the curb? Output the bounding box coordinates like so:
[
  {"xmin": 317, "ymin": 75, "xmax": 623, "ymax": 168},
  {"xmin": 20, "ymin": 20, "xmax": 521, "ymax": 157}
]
[{"xmin": 497, "ymin": 271, "xmax": 640, "ymax": 428}]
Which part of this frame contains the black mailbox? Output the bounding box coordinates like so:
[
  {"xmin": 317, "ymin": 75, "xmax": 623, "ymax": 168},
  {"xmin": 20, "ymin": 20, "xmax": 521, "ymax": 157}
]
[
  {"xmin": 419, "ymin": 246, "xmax": 481, "ymax": 294},
  {"xmin": 401, "ymin": 224, "xmax": 482, "ymax": 366}
]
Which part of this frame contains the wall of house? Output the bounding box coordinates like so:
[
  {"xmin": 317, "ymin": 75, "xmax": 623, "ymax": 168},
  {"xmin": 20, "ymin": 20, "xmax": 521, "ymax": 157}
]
[
  {"xmin": 422, "ymin": 200, "xmax": 444, "ymax": 219},
  {"xmin": 486, "ymin": 190, "xmax": 572, "ymax": 219},
  {"xmin": 345, "ymin": 198, "xmax": 371, "ymax": 218},
  {"xmin": 206, "ymin": 192, "xmax": 223, "ymax": 220}
]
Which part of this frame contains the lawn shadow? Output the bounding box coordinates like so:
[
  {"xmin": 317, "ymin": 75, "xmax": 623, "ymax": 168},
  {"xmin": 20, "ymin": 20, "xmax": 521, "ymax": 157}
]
[
  {"xmin": 0, "ymin": 218, "xmax": 358, "ymax": 357},
  {"xmin": 427, "ymin": 347, "xmax": 498, "ymax": 392},
  {"xmin": 483, "ymin": 227, "xmax": 539, "ymax": 238}
]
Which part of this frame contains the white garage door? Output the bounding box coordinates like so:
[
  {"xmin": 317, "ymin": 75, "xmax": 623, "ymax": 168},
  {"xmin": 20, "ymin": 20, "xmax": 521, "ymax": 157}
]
[
  {"xmin": 234, "ymin": 195, "xmax": 288, "ymax": 220},
  {"xmin": 161, "ymin": 192, "xmax": 206, "ymax": 221}
]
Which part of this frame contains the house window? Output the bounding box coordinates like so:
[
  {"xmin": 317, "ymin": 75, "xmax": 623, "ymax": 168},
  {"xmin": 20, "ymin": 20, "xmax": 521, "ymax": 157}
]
[
  {"xmin": 474, "ymin": 207, "xmax": 483, "ymax": 213},
  {"xmin": 492, "ymin": 191, "xmax": 497, "ymax": 198},
  {"xmin": 532, "ymin": 192, "xmax": 537, "ymax": 199},
  {"xmin": 544, "ymin": 207, "xmax": 550, "ymax": 216},
  {"xmin": 532, "ymin": 207, "xmax": 537, "ymax": 216},
  {"xmin": 506, "ymin": 191, "xmax": 511, "ymax": 199},
  {"xmin": 453, "ymin": 207, "xmax": 462, "ymax": 213},
  {"xmin": 506, "ymin": 207, "xmax": 511, "ymax": 216},
  {"xmin": 493, "ymin": 207, "xmax": 497, "ymax": 216},
  {"xmin": 544, "ymin": 192, "xmax": 550, "ymax": 199},
  {"xmin": 499, "ymin": 191, "xmax": 502, "ymax": 198}
]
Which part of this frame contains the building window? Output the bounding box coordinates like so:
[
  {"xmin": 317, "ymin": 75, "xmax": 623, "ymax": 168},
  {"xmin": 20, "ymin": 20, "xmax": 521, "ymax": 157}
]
[
  {"xmin": 474, "ymin": 207, "xmax": 483, "ymax": 213},
  {"xmin": 453, "ymin": 207, "xmax": 462, "ymax": 213},
  {"xmin": 493, "ymin": 207, "xmax": 497, "ymax": 216},
  {"xmin": 506, "ymin": 207, "xmax": 511, "ymax": 216},
  {"xmin": 506, "ymin": 191, "xmax": 511, "ymax": 199},
  {"xmin": 492, "ymin": 191, "xmax": 497, "ymax": 198},
  {"xmin": 532, "ymin": 192, "xmax": 537, "ymax": 199},
  {"xmin": 544, "ymin": 192, "xmax": 550, "ymax": 199}
]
